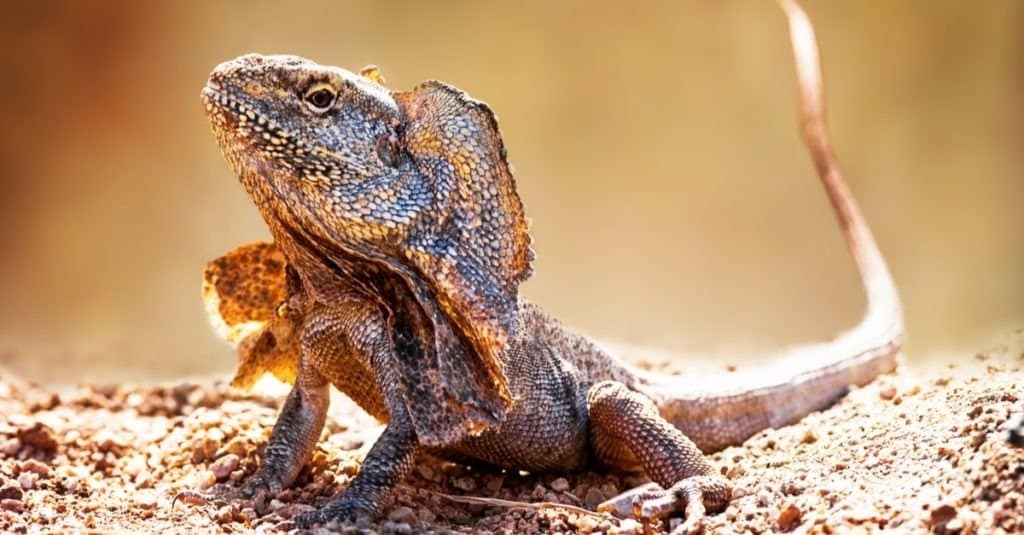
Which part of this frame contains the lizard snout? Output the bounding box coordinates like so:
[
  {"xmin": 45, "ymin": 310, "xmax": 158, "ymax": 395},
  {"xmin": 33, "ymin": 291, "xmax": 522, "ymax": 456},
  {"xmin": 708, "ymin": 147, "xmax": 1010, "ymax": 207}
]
[{"xmin": 205, "ymin": 54, "xmax": 265, "ymax": 95}]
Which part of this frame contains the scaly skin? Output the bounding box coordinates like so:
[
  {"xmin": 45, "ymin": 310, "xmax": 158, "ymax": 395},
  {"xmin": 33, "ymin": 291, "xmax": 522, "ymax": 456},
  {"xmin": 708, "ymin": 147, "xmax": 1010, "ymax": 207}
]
[{"xmin": 196, "ymin": 3, "xmax": 902, "ymax": 531}]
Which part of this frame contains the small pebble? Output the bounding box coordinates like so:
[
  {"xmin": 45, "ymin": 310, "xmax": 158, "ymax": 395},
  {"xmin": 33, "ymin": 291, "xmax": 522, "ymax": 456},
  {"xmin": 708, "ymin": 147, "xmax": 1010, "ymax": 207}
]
[
  {"xmin": 550, "ymin": 477, "xmax": 569, "ymax": 492},
  {"xmin": 36, "ymin": 505, "xmax": 56, "ymax": 522},
  {"xmin": 610, "ymin": 518, "xmax": 641, "ymax": 535},
  {"xmin": 239, "ymin": 507, "xmax": 258, "ymax": 521},
  {"xmin": 190, "ymin": 437, "xmax": 219, "ymax": 464},
  {"xmin": 337, "ymin": 459, "xmax": 361, "ymax": 476},
  {"xmin": 218, "ymin": 437, "xmax": 249, "ymax": 458},
  {"xmin": 417, "ymin": 507, "xmax": 436, "ymax": 523},
  {"xmin": 0, "ymin": 438, "xmax": 20, "ymax": 457},
  {"xmin": 17, "ymin": 423, "xmax": 58, "ymax": 452},
  {"xmin": 0, "ymin": 487, "xmax": 22, "ymax": 501},
  {"xmin": 93, "ymin": 430, "xmax": 126, "ymax": 453},
  {"xmin": 133, "ymin": 491, "xmax": 158, "ymax": 510},
  {"xmin": 1, "ymin": 499, "xmax": 25, "ymax": 513},
  {"xmin": 452, "ymin": 477, "xmax": 476, "ymax": 492},
  {"xmin": 21, "ymin": 459, "xmax": 51, "ymax": 477},
  {"xmin": 214, "ymin": 504, "xmax": 236, "ymax": 524},
  {"xmin": 210, "ymin": 454, "xmax": 240, "ymax": 481},
  {"xmin": 577, "ymin": 514, "xmax": 599, "ymax": 533},
  {"xmin": 124, "ymin": 457, "xmax": 146, "ymax": 478},
  {"xmin": 930, "ymin": 503, "xmax": 957, "ymax": 527},
  {"xmin": 781, "ymin": 479, "xmax": 805, "ymax": 496},
  {"xmin": 198, "ymin": 470, "xmax": 217, "ymax": 490},
  {"xmin": 134, "ymin": 470, "xmax": 154, "ymax": 489},
  {"xmin": 388, "ymin": 506, "xmax": 417, "ymax": 524},
  {"xmin": 415, "ymin": 464, "xmax": 435, "ymax": 481},
  {"xmin": 777, "ymin": 501, "xmax": 803, "ymax": 531},
  {"xmin": 17, "ymin": 472, "xmax": 37, "ymax": 491},
  {"xmin": 583, "ymin": 487, "xmax": 605, "ymax": 509}
]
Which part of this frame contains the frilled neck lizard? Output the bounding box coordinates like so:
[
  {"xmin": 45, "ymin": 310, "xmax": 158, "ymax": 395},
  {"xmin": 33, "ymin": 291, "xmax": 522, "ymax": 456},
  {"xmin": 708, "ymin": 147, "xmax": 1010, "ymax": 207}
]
[{"xmin": 192, "ymin": 2, "xmax": 902, "ymax": 532}]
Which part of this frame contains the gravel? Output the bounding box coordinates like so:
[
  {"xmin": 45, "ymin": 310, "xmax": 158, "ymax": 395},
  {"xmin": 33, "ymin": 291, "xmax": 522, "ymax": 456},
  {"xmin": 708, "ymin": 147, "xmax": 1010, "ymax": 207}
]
[{"xmin": 0, "ymin": 332, "xmax": 1021, "ymax": 534}]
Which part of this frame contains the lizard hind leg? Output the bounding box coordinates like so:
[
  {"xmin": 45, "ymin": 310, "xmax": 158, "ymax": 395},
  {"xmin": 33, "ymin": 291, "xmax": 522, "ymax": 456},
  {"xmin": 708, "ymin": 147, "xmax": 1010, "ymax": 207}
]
[{"xmin": 587, "ymin": 381, "xmax": 731, "ymax": 534}]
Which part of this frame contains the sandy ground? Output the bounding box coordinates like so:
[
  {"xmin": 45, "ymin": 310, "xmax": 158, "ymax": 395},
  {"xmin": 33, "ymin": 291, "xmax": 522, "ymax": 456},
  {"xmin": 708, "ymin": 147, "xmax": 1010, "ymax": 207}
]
[{"xmin": 0, "ymin": 334, "xmax": 1022, "ymax": 534}]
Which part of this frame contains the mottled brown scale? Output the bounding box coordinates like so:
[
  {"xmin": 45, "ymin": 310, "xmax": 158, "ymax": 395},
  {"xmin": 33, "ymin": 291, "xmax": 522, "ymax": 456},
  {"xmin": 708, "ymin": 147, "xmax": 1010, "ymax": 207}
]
[
  {"xmin": 203, "ymin": 242, "xmax": 287, "ymax": 329},
  {"xmin": 202, "ymin": 242, "xmax": 300, "ymax": 388},
  {"xmin": 197, "ymin": 5, "xmax": 903, "ymax": 530}
]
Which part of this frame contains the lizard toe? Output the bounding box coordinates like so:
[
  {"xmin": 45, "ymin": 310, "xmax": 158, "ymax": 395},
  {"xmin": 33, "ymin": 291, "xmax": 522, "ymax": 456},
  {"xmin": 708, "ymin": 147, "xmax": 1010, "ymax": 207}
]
[
  {"xmin": 170, "ymin": 480, "xmax": 245, "ymax": 511},
  {"xmin": 598, "ymin": 475, "xmax": 729, "ymax": 534},
  {"xmin": 236, "ymin": 473, "xmax": 281, "ymax": 514},
  {"xmin": 293, "ymin": 498, "xmax": 372, "ymax": 529},
  {"xmin": 170, "ymin": 489, "xmax": 219, "ymax": 510},
  {"xmin": 292, "ymin": 509, "xmax": 329, "ymax": 529}
]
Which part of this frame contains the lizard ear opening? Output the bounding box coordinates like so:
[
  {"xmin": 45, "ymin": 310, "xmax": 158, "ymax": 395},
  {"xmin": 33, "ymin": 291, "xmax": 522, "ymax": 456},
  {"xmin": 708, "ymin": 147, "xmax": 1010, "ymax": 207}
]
[{"xmin": 393, "ymin": 81, "xmax": 534, "ymax": 421}]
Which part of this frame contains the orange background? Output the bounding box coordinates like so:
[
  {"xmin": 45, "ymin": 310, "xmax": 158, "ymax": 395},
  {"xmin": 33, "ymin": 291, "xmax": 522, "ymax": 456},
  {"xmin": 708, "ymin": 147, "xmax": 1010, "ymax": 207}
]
[{"xmin": 0, "ymin": 1, "xmax": 1020, "ymax": 384}]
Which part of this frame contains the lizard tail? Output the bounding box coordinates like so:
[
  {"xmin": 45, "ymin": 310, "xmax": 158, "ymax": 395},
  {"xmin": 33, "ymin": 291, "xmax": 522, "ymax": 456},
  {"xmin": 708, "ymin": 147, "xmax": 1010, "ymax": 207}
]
[{"xmin": 634, "ymin": 0, "xmax": 903, "ymax": 452}]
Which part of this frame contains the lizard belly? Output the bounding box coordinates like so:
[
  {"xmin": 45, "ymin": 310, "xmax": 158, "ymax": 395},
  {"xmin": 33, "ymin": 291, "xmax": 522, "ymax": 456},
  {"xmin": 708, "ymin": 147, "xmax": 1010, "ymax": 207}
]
[{"xmin": 441, "ymin": 344, "xmax": 592, "ymax": 472}]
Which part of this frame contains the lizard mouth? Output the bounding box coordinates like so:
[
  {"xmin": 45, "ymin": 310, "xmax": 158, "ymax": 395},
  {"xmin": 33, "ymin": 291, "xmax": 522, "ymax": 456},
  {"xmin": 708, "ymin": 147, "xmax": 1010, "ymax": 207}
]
[
  {"xmin": 201, "ymin": 80, "xmax": 291, "ymax": 161},
  {"xmin": 202, "ymin": 87, "xmax": 236, "ymax": 139},
  {"xmin": 201, "ymin": 83, "xmax": 243, "ymax": 129},
  {"xmin": 201, "ymin": 65, "xmax": 266, "ymax": 133}
]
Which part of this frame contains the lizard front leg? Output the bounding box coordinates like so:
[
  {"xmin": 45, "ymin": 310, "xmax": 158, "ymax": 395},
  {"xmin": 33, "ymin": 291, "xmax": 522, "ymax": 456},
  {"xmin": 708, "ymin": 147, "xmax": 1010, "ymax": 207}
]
[
  {"xmin": 175, "ymin": 356, "xmax": 329, "ymax": 511},
  {"xmin": 293, "ymin": 411, "xmax": 418, "ymax": 526},
  {"xmin": 292, "ymin": 304, "xmax": 420, "ymax": 526},
  {"xmin": 240, "ymin": 363, "xmax": 329, "ymax": 504},
  {"xmin": 588, "ymin": 381, "xmax": 731, "ymax": 534}
]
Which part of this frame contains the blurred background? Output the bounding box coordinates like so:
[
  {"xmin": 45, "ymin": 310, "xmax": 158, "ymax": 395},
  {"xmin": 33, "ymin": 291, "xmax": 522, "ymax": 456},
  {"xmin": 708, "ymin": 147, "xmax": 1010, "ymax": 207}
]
[{"xmin": 0, "ymin": 1, "xmax": 1020, "ymax": 385}]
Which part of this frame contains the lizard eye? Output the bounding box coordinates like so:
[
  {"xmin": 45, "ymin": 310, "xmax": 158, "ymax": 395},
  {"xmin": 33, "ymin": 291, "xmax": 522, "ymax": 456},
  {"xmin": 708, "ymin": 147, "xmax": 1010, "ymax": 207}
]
[{"xmin": 304, "ymin": 85, "xmax": 337, "ymax": 112}]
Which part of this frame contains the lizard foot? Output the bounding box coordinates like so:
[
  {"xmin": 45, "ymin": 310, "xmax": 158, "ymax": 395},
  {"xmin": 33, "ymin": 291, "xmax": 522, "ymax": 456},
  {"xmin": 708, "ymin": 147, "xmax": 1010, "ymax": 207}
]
[
  {"xmin": 171, "ymin": 473, "xmax": 280, "ymax": 514},
  {"xmin": 292, "ymin": 497, "xmax": 373, "ymax": 529},
  {"xmin": 170, "ymin": 482, "xmax": 239, "ymax": 511},
  {"xmin": 234, "ymin": 473, "xmax": 282, "ymax": 514},
  {"xmin": 598, "ymin": 476, "xmax": 729, "ymax": 535}
]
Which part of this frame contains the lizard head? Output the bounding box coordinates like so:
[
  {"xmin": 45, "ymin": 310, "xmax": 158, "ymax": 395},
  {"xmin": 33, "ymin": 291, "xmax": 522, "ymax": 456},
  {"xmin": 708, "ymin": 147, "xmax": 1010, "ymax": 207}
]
[
  {"xmin": 203, "ymin": 54, "xmax": 534, "ymax": 444},
  {"xmin": 203, "ymin": 54, "xmax": 406, "ymax": 240}
]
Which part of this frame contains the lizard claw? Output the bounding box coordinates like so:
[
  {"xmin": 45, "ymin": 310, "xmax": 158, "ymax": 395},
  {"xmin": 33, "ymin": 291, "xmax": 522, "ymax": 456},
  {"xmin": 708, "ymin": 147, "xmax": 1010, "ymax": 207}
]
[
  {"xmin": 598, "ymin": 476, "xmax": 728, "ymax": 535},
  {"xmin": 171, "ymin": 478, "xmax": 248, "ymax": 510},
  {"xmin": 171, "ymin": 489, "xmax": 219, "ymax": 510},
  {"xmin": 171, "ymin": 474, "xmax": 278, "ymax": 515},
  {"xmin": 292, "ymin": 509, "xmax": 331, "ymax": 529},
  {"xmin": 170, "ymin": 480, "xmax": 245, "ymax": 511},
  {"xmin": 236, "ymin": 474, "xmax": 278, "ymax": 514}
]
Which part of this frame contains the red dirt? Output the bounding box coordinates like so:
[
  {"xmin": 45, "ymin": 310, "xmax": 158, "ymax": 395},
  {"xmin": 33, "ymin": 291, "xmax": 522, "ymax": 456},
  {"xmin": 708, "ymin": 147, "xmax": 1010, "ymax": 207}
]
[{"xmin": 1, "ymin": 334, "xmax": 1022, "ymax": 534}]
